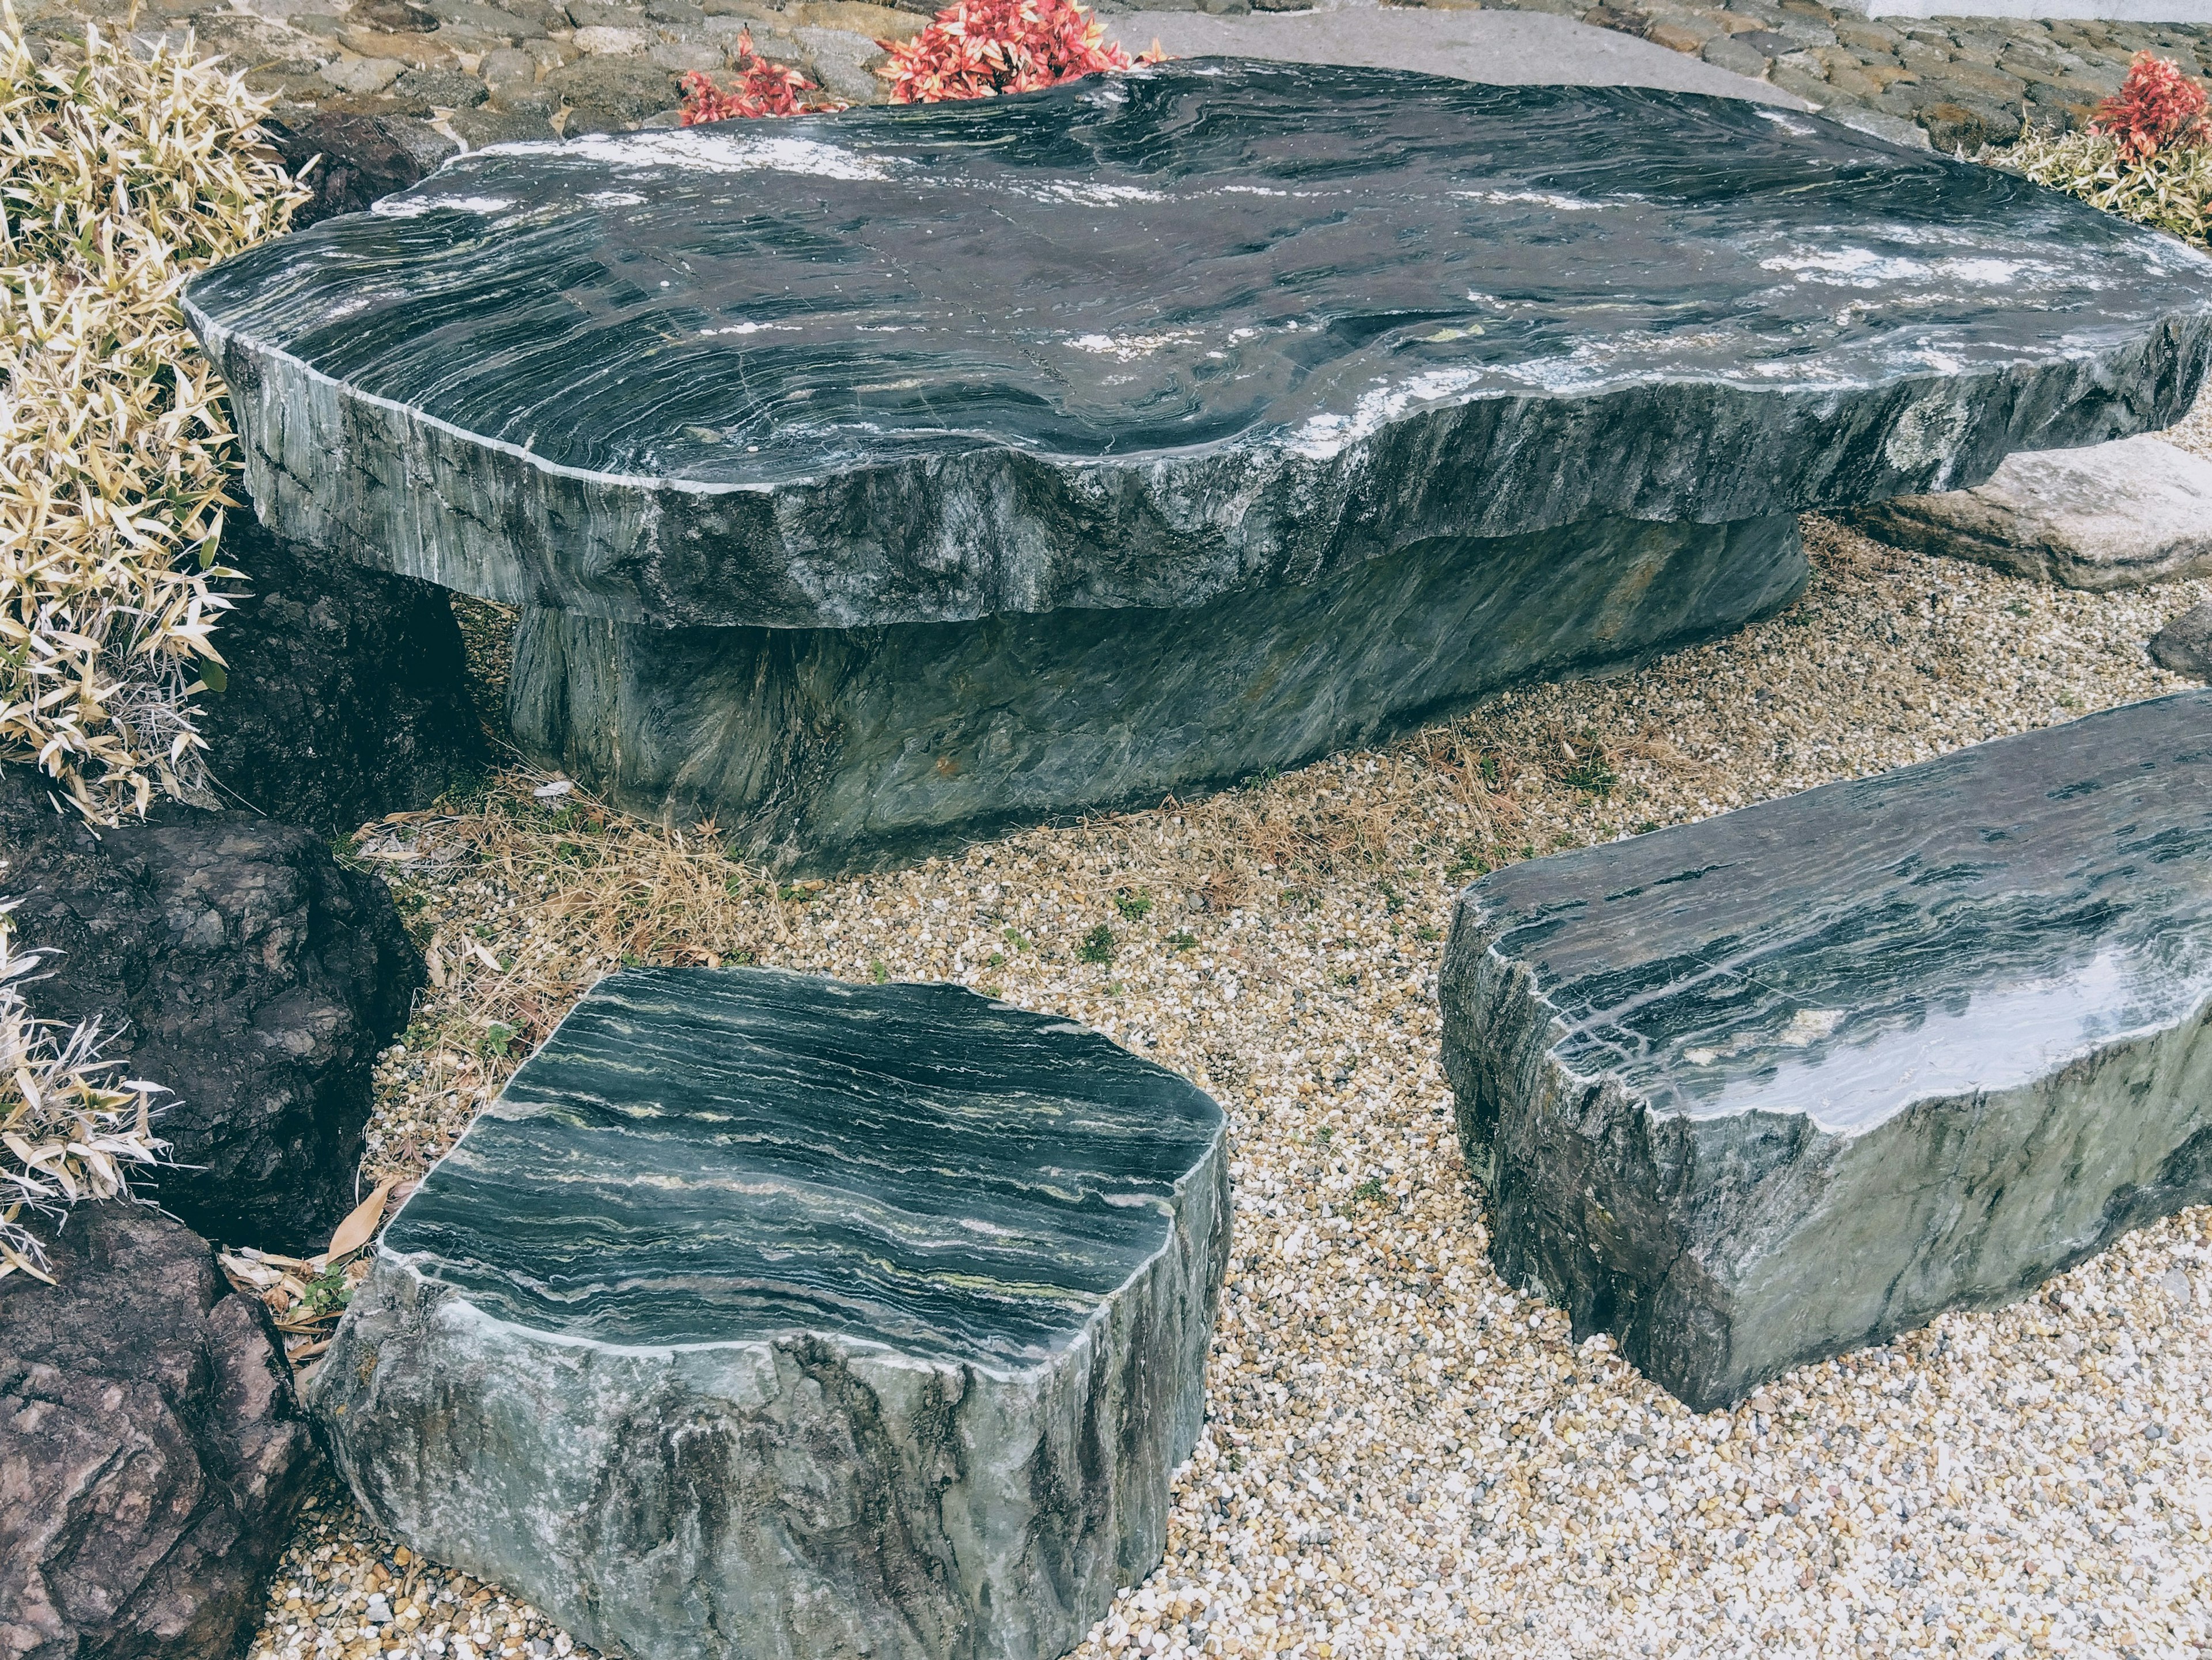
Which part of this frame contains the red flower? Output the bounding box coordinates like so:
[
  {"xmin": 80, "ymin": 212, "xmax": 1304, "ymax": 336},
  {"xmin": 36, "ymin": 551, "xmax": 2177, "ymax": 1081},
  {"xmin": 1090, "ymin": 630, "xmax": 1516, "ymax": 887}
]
[
  {"xmin": 679, "ymin": 31, "xmax": 847, "ymax": 123},
  {"xmin": 874, "ymin": 0, "xmax": 1163, "ymax": 105},
  {"xmin": 2092, "ymin": 51, "xmax": 2210, "ymax": 164}
]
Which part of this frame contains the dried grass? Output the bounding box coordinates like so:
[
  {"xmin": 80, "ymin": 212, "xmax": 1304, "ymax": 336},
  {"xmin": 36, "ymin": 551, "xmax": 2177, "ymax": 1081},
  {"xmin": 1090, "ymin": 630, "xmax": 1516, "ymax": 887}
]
[
  {"xmin": 0, "ymin": 903, "xmax": 171, "ymax": 1281},
  {"xmin": 0, "ymin": 5, "xmax": 302, "ymax": 821},
  {"xmin": 1982, "ymin": 120, "xmax": 2212, "ymax": 248}
]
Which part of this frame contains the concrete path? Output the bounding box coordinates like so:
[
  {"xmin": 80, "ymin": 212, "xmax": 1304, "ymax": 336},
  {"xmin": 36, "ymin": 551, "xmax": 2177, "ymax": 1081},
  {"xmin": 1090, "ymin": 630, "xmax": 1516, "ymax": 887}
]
[{"xmin": 1117, "ymin": 5, "xmax": 1816, "ymax": 107}]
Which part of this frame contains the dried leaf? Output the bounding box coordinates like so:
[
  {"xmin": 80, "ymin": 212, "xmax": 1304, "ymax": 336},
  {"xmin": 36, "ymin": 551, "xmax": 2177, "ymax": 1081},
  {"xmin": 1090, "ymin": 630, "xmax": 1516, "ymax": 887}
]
[{"xmin": 324, "ymin": 1174, "xmax": 397, "ymax": 1260}]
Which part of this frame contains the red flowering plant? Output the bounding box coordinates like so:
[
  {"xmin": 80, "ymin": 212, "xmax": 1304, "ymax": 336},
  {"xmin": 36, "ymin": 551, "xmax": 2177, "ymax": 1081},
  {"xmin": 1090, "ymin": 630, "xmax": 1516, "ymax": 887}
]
[
  {"xmin": 2091, "ymin": 50, "xmax": 2210, "ymax": 162},
  {"xmin": 875, "ymin": 0, "xmax": 1162, "ymax": 104},
  {"xmin": 678, "ymin": 30, "xmax": 847, "ymax": 123},
  {"xmin": 1990, "ymin": 50, "xmax": 2212, "ymax": 248}
]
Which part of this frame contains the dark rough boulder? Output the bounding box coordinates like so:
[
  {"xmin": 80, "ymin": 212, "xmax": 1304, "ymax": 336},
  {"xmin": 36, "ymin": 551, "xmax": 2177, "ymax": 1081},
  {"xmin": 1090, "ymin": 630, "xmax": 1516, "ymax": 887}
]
[
  {"xmin": 257, "ymin": 104, "xmax": 458, "ymax": 230},
  {"xmin": 0, "ymin": 1203, "xmax": 321, "ymax": 1660},
  {"xmin": 0, "ymin": 766, "xmax": 423, "ymax": 1254},
  {"xmin": 196, "ymin": 511, "xmax": 488, "ymax": 837}
]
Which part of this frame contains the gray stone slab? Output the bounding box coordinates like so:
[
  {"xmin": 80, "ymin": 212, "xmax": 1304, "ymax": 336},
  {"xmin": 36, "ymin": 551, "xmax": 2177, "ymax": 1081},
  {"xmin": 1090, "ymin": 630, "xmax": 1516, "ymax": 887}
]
[
  {"xmin": 1438, "ymin": 693, "xmax": 2212, "ymax": 1409},
  {"xmin": 512, "ymin": 513, "xmax": 1808, "ymax": 869},
  {"xmin": 309, "ymin": 967, "xmax": 1229, "ymax": 1660},
  {"xmin": 1846, "ymin": 434, "xmax": 2212, "ymax": 590},
  {"xmin": 1839, "ymin": 0, "xmax": 2212, "ymax": 19},
  {"xmin": 1116, "ymin": 5, "xmax": 1813, "ymax": 105}
]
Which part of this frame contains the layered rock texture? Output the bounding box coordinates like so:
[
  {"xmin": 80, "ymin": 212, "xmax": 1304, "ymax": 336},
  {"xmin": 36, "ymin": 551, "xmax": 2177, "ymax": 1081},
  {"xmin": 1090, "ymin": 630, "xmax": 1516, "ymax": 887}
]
[
  {"xmin": 309, "ymin": 967, "xmax": 1229, "ymax": 1660},
  {"xmin": 0, "ymin": 767, "xmax": 423, "ymax": 1253},
  {"xmin": 185, "ymin": 65, "xmax": 2212, "ymax": 625},
  {"xmin": 1438, "ymin": 693, "xmax": 2212, "ymax": 1410},
  {"xmin": 1846, "ymin": 435, "xmax": 2212, "ymax": 590},
  {"xmin": 0, "ymin": 1203, "xmax": 321, "ymax": 1660},
  {"xmin": 184, "ymin": 63, "xmax": 2212, "ymax": 863},
  {"xmin": 512, "ymin": 515, "xmax": 1810, "ymax": 868}
]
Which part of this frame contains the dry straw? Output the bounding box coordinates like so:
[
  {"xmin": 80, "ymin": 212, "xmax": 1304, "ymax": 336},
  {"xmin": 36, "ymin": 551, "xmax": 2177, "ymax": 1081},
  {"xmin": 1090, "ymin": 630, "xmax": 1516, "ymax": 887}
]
[
  {"xmin": 1987, "ymin": 124, "xmax": 2212, "ymax": 248},
  {"xmin": 0, "ymin": 3, "xmax": 301, "ymax": 822},
  {"xmin": 0, "ymin": 905, "xmax": 172, "ymax": 1280}
]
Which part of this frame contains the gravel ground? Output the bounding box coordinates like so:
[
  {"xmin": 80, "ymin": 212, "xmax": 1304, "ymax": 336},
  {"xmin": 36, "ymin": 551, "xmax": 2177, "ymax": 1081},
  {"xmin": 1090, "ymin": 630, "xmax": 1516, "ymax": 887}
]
[{"xmin": 248, "ymin": 506, "xmax": 2212, "ymax": 1660}]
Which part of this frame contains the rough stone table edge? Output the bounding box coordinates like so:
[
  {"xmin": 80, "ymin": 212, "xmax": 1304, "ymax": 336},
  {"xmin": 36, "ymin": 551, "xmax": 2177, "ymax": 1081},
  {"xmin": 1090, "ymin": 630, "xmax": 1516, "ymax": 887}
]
[{"xmin": 184, "ymin": 232, "xmax": 2212, "ymax": 628}]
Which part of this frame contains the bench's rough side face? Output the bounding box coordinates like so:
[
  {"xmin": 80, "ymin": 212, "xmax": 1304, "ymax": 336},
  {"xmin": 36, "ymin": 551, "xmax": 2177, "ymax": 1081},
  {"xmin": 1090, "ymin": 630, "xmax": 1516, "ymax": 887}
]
[
  {"xmin": 509, "ymin": 514, "xmax": 1808, "ymax": 870},
  {"xmin": 307, "ymin": 969, "xmax": 1229, "ymax": 1660},
  {"xmin": 1438, "ymin": 693, "xmax": 2212, "ymax": 1409}
]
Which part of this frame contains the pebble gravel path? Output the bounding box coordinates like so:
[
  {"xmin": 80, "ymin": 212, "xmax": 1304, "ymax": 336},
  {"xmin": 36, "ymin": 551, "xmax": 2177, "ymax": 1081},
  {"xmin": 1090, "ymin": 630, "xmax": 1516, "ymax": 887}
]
[{"xmin": 245, "ymin": 490, "xmax": 2212, "ymax": 1660}]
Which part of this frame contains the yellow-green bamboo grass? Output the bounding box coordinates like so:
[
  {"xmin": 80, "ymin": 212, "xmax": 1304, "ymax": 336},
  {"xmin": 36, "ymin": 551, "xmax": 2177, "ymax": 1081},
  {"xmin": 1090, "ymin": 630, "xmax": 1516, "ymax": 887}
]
[
  {"xmin": 1983, "ymin": 122, "xmax": 2212, "ymax": 249},
  {"xmin": 0, "ymin": 5, "xmax": 301, "ymax": 822},
  {"xmin": 0, "ymin": 906, "xmax": 172, "ymax": 1280}
]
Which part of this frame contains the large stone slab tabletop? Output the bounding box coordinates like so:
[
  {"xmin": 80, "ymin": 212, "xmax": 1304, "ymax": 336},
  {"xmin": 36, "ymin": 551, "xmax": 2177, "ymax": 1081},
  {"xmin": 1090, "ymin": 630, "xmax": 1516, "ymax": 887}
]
[
  {"xmin": 308, "ymin": 967, "xmax": 1229, "ymax": 1660},
  {"xmin": 1439, "ymin": 691, "xmax": 2212, "ymax": 1409},
  {"xmin": 185, "ymin": 61, "xmax": 2212, "ymax": 630}
]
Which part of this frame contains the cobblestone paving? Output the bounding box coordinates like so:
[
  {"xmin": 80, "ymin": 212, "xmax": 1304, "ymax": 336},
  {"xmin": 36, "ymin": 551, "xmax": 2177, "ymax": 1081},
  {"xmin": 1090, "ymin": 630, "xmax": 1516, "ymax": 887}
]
[
  {"xmin": 12, "ymin": 0, "xmax": 933, "ymax": 214},
  {"xmin": 1393, "ymin": 0, "xmax": 2212, "ymax": 152},
  {"xmin": 20, "ymin": 0, "xmax": 2208, "ymax": 202}
]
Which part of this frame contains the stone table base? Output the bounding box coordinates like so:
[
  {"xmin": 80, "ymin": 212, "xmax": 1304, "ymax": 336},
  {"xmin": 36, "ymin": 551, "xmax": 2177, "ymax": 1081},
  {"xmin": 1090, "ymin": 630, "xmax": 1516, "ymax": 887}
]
[{"xmin": 510, "ymin": 513, "xmax": 1807, "ymax": 869}]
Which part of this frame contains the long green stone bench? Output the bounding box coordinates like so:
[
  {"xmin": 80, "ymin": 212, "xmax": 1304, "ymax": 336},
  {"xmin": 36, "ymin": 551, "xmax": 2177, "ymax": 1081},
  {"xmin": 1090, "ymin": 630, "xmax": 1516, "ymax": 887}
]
[{"xmin": 1440, "ymin": 692, "xmax": 2212, "ymax": 1409}]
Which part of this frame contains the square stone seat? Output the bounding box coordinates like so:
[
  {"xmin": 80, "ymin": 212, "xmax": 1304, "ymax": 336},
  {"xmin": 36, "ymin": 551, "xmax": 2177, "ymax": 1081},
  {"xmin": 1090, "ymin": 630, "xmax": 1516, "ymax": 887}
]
[
  {"xmin": 309, "ymin": 968, "xmax": 1228, "ymax": 1660},
  {"xmin": 1440, "ymin": 692, "xmax": 2212, "ymax": 1410}
]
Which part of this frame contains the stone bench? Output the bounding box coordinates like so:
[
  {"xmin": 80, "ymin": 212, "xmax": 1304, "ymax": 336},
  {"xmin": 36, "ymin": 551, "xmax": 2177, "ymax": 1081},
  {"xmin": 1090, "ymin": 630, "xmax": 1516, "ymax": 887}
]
[
  {"xmin": 1439, "ymin": 692, "xmax": 2212, "ymax": 1410},
  {"xmin": 184, "ymin": 62, "xmax": 2212, "ymax": 870},
  {"xmin": 308, "ymin": 969, "xmax": 1228, "ymax": 1660}
]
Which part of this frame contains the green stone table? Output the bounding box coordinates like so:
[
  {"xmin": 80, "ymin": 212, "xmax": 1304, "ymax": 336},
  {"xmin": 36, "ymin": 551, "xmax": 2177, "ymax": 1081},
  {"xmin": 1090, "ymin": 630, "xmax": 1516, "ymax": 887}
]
[
  {"xmin": 183, "ymin": 63, "xmax": 2212, "ymax": 870},
  {"xmin": 307, "ymin": 968, "xmax": 1229, "ymax": 1660}
]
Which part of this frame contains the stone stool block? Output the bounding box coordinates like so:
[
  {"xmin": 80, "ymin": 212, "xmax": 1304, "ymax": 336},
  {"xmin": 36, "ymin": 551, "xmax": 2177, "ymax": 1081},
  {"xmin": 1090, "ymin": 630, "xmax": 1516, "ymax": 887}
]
[
  {"xmin": 1847, "ymin": 434, "xmax": 2212, "ymax": 590},
  {"xmin": 309, "ymin": 969, "xmax": 1229, "ymax": 1660},
  {"xmin": 1440, "ymin": 693, "xmax": 2212, "ymax": 1409}
]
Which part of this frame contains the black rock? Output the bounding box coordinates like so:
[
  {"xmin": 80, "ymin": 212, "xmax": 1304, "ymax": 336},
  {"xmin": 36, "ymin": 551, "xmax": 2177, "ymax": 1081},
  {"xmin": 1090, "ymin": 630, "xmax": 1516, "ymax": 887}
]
[
  {"xmin": 258, "ymin": 104, "xmax": 459, "ymax": 230},
  {"xmin": 391, "ymin": 67, "xmax": 491, "ymax": 107},
  {"xmin": 1438, "ymin": 693, "xmax": 2212, "ymax": 1409},
  {"xmin": 197, "ymin": 511, "xmax": 487, "ymax": 838},
  {"xmin": 0, "ymin": 768, "xmax": 424, "ymax": 1254},
  {"xmin": 2149, "ymin": 600, "xmax": 2212, "ymax": 679},
  {"xmin": 186, "ymin": 63, "xmax": 2212, "ymax": 630},
  {"xmin": 311, "ymin": 969, "xmax": 1228, "ymax": 1660},
  {"xmin": 0, "ymin": 1204, "xmax": 321, "ymax": 1660}
]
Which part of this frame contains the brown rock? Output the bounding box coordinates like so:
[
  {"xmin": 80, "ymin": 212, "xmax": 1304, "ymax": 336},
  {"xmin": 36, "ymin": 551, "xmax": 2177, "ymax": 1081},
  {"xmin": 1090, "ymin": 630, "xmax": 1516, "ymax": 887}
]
[
  {"xmin": 0, "ymin": 1205, "xmax": 321, "ymax": 1660},
  {"xmin": 1645, "ymin": 21, "xmax": 1710, "ymax": 53}
]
